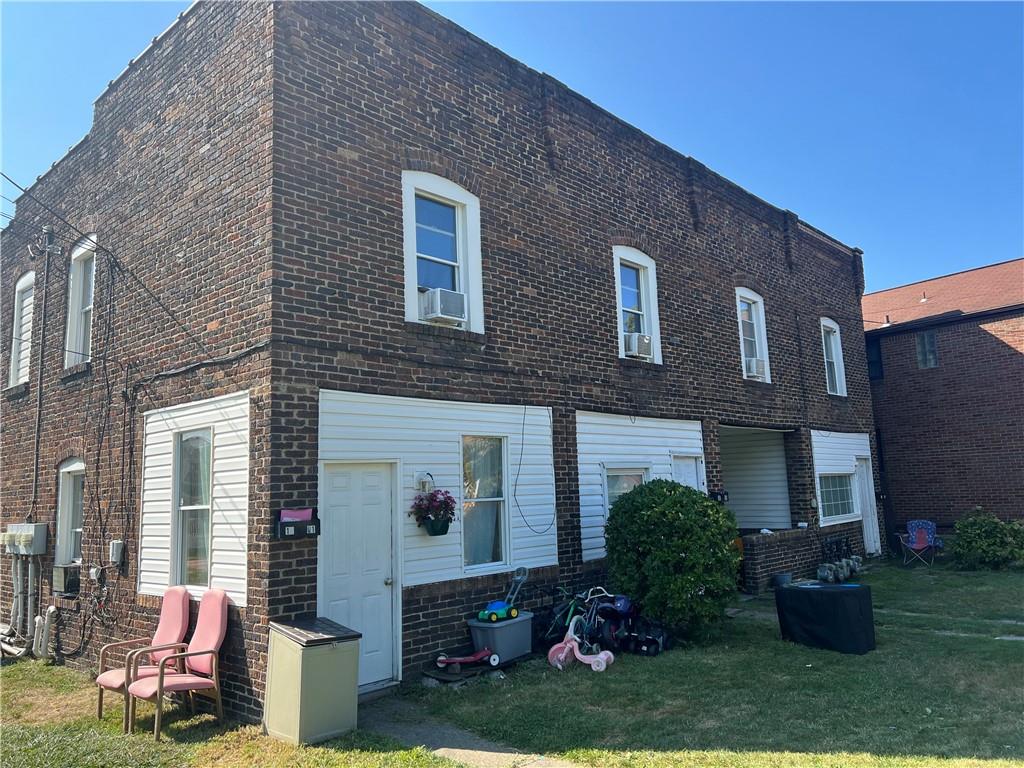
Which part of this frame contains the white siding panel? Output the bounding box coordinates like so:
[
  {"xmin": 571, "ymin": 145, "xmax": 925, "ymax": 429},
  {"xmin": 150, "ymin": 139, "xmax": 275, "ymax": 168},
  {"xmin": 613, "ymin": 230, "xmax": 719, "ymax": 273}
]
[
  {"xmin": 719, "ymin": 429, "xmax": 791, "ymax": 529},
  {"xmin": 575, "ymin": 411, "xmax": 705, "ymax": 562},
  {"xmin": 138, "ymin": 391, "xmax": 249, "ymax": 605},
  {"xmin": 810, "ymin": 430, "xmax": 871, "ymax": 475},
  {"xmin": 319, "ymin": 390, "xmax": 558, "ymax": 587}
]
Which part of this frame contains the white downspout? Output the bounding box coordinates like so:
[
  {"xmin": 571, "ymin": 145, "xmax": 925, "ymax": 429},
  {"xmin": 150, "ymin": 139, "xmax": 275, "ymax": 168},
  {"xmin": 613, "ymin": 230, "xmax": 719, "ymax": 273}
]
[
  {"xmin": 35, "ymin": 605, "xmax": 57, "ymax": 659},
  {"xmin": 13, "ymin": 556, "xmax": 25, "ymax": 637},
  {"xmin": 26, "ymin": 556, "xmax": 38, "ymax": 636}
]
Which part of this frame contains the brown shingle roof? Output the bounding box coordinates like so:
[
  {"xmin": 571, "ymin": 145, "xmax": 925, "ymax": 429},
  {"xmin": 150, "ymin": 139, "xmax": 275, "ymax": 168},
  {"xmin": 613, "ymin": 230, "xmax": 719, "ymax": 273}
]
[{"xmin": 862, "ymin": 259, "xmax": 1024, "ymax": 331}]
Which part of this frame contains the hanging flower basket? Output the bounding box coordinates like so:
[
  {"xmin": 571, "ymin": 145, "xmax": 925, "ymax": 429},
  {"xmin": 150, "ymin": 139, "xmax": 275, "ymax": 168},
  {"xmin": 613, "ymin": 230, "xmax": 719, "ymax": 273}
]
[{"xmin": 410, "ymin": 489, "xmax": 457, "ymax": 537}]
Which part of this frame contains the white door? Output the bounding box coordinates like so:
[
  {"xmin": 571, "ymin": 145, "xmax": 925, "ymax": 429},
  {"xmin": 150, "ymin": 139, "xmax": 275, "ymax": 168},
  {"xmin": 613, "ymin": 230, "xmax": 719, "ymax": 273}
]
[
  {"xmin": 320, "ymin": 463, "xmax": 396, "ymax": 687},
  {"xmin": 856, "ymin": 457, "xmax": 881, "ymax": 555},
  {"xmin": 672, "ymin": 455, "xmax": 704, "ymax": 491}
]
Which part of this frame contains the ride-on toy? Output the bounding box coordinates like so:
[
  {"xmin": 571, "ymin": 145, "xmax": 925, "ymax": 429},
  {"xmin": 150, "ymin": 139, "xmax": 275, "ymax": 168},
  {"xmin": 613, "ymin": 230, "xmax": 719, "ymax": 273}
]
[
  {"xmin": 478, "ymin": 567, "xmax": 528, "ymax": 622},
  {"xmin": 435, "ymin": 647, "xmax": 501, "ymax": 673},
  {"xmin": 547, "ymin": 615, "xmax": 615, "ymax": 672}
]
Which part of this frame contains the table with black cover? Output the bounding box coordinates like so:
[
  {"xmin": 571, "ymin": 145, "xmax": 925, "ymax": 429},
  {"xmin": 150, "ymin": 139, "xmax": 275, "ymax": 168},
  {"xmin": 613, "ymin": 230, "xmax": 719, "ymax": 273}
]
[{"xmin": 774, "ymin": 582, "xmax": 875, "ymax": 654}]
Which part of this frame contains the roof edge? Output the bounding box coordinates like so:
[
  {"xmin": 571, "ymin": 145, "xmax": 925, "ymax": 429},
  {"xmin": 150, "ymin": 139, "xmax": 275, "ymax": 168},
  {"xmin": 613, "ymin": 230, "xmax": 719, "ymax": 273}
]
[
  {"xmin": 864, "ymin": 303, "xmax": 1024, "ymax": 335},
  {"xmin": 864, "ymin": 257, "xmax": 1024, "ymax": 297}
]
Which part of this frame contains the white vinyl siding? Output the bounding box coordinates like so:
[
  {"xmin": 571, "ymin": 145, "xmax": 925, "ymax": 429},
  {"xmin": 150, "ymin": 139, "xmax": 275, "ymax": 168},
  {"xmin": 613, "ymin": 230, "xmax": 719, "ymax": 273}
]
[
  {"xmin": 318, "ymin": 390, "xmax": 557, "ymax": 585},
  {"xmin": 576, "ymin": 411, "xmax": 705, "ymax": 561},
  {"xmin": 138, "ymin": 391, "xmax": 250, "ymax": 605},
  {"xmin": 8, "ymin": 271, "xmax": 34, "ymax": 386},
  {"xmin": 810, "ymin": 430, "xmax": 873, "ymax": 527},
  {"xmin": 719, "ymin": 428, "xmax": 791, "ymax": 530}
]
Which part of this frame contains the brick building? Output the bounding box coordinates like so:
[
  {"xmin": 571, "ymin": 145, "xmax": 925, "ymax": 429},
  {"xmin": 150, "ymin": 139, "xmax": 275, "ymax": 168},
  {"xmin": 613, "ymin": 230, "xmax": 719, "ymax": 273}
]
[
  {"xmin": 863, "ymin": 259, "xmax": 1024, "ymax": 537},
  {"xmin": 1, "ymin": 2, "xmax": 882, "ymax": 719}
]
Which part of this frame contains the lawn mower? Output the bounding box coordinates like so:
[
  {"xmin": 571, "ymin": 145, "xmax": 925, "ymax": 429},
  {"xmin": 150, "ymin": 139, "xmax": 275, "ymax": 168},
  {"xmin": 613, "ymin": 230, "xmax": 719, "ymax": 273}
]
[{"xmin": 477, "ymin": 566, "xmax": 528, "ymax": 622}]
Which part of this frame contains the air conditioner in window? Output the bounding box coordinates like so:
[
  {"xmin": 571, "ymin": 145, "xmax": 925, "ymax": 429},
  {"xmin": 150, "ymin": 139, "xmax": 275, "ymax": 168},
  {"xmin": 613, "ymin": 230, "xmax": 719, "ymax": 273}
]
[
  {"xmin": 624, "ymin": 333, "xmax": 653, "ymax": 359},
  {"xmin": 419, "ymin": 288, "xmax": 467, "ymax": 325},
  {"xmin": 52, "ymin": 564, "xmax": 80, "ymax": 596},
  {"xmin": 744, "ymin": 357, "xmax": 767, "ymax": 379}
]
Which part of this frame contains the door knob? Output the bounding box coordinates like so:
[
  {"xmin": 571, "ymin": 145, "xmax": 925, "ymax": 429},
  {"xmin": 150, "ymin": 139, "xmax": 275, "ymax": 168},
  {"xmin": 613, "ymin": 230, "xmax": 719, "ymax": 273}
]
[{"xmin": 384, "ymin": 577, "xmax": 393, "ymax": 586}]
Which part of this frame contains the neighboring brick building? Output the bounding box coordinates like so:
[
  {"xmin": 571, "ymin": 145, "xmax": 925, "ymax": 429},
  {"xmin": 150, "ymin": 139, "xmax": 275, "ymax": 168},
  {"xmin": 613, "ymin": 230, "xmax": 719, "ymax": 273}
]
[
  {"xmin": 863, "ymin": 259, "xmax": 1024, "ymax": 537},
  {"xmin": 1, "ymin": 2, "xmax": 881, "ymax": 719}
]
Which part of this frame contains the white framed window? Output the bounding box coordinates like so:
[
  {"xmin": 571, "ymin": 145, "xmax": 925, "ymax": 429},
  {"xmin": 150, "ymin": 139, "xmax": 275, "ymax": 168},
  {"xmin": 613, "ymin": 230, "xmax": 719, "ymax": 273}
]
[
  {"xmin": 735, "ymin": 287, "xmax": 770, "ymax": 382},
  {"xmin": 820, "ymin": 317, "xmax": 847, "ymax": 396},
  {"xmin": 604, "ymin": 466, "xmax": 649, "ymax": 517},
  {"xmin": 461, "ymin": 435, "xmax": 507, "ymax": 570},
  {"xmin": 174, "ymin": 428, "xmax": 213, "ymax": 588},
  {"xmin": 916, "ymin": 329, "xmax": 938, "ymax": 369},
  {"xmin": 612, "ymin": 246, "xmax": 662, "ymax": 364},
  {"xmin": 65, "ymin": 237, "xmax": 97, "ymax": 368},
  {"xmin": 56, "ymin": 458, "xmax": 85, "ymax": 565},
  {"xmin": 402, "ymin": 171, "xmax": 484, "ymax": 333},
  {"xmin": 818, "ymin": 473, "xmax": 860, "ymax": 525},
  {"xmin": 8, "ymin": 271, "xmax": 35, "ymax": 386}
]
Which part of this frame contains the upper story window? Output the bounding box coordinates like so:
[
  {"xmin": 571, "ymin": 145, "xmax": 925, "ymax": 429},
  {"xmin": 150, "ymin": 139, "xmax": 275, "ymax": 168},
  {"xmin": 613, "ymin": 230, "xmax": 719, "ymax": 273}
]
[
  {"xmin": 56, "ymin": 458, "xmax": 85, "ymax": 565},
  {"xmin": 175, "ymin": 428, "xmax": 212, "ymax": 588},
  {"xmin": 612, "ymin": 246, "xmax": 662, "ymax": 364},
  {"xmin": 916, "ymin": 329, "xmax": 938, "ymax": 369},
  {"xmin": 402, "ymin": 171, "xmax": 483, "ymax": 334},
  {"xmin": 8, "ymin": 271, "xmax": 35, "ymax": 386},
  {"xmin": 65, "ymin": 237, "xmax": 97, "ymax": 368},
  {"xmin": 462, "ymin": 435, "xmax": 506, "ymax": 570},
  {"xmin": 866, "ymin": 336, "xmax": 884, "ymax": 380},
  {"xmin": 820, "ymin": 317, "xmax": 847, "ymax": 396},
  {"xmin": 735, "ymin": 287, "xmax": 770, "ymax": 382}
]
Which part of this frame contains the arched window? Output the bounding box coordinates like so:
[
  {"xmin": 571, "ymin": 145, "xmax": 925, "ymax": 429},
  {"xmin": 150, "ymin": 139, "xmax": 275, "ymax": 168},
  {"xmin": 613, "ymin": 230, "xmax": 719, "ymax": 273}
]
[
  {"xmin": 820, "ymin": 317, "xmax": 847, "ymax": 396},
  {"xmin": 8, "ymin": 271, "xmax": 35, "ymax": 386},
  {"xmin": 56, "ymin": 458, "xmax": 86, "ymax": 565},
  {"xmin": 612, "ymin": 246, "xmax": 662, "ymax": 364},
  {"xmin": 65, "ymin": 236, "xmax": 97, "ymax": 367},
  {"xmin": 735, "ymin": 287, "xmax": 771, "ymax": 382}
]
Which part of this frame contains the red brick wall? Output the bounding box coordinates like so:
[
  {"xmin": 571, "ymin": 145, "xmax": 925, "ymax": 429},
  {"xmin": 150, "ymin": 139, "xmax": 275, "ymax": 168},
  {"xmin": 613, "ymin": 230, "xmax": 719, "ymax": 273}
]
[
  {"xmin": 0, "ymin": 2, "xmax": 275, "ymax": 721},
  {"xmin": 869, "ymin": 311, "xmax": 1024, "ymax": 531}
]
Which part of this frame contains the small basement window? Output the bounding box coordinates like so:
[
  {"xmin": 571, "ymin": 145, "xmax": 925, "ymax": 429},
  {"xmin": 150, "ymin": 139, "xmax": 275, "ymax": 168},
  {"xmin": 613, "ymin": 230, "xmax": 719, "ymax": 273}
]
[{"xmin": 8, "ymin": 271, "xmax": 35, "ymax": 386}]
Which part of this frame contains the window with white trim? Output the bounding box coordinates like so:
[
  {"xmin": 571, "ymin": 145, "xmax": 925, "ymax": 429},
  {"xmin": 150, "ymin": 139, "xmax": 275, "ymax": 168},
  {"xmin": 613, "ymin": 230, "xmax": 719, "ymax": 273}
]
[
  {"xmin": 605, "ymin": 467, "xmax": 648, "ymax": 516},
  {"xmin": 402, "ymin": 171, "xmax": 484, "ymax": 333},
  {"xmin": 175, "ymin": 428, "xmax": 212, "ymax": 588},
  {"xmin": 56, "ymin": 458, "xmax": 85, "ymax": 565},
  {"xmin": 735, "ymin": 287, "xmax": 770, "ymax": 382},
  {"xmin": 612, "ymin": 246, "xmax": 663, "ymax": 363},
  {"xmin": 8, "ymin": 271, "xmax": 35, "ymax": 386},
  {"xmin": 820, "ymin": 317, "xmax": 847, "ymax": 396},
  {"xmin": 462, "ymin": 435, "xmax": 506, "ymax": 569},
  {"xmin": 65, "ymin": 237, "xmax": 96, "ymax": 368},
  {"xmin": 818, "ymin": 474, "xmax": 857, "ymax": 521}
]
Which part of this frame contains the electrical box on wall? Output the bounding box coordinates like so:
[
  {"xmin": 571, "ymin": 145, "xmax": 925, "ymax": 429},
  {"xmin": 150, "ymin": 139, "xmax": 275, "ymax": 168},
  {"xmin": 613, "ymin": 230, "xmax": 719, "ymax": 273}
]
[{"xmin": 3, "ymin": 523, "xmax": 48, "ymax": 555}]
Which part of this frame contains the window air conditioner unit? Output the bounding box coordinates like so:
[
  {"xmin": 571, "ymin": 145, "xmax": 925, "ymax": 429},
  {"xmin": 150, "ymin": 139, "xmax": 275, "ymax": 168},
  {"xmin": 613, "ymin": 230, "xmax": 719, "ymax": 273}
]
[
  {"xmin": 52, "ymin": 564, "xmax": 80, "ymax": 596},
  {"xmin": 744, "ymin": 357, "xmax": 767, "ymax": 379},
  {"xmin": 624, "ymin": 333, "xmax": 653, "ymax": 359},
  {"xmin": 419, "ymin": 288, "xmax": 467, "ymax": 325}
]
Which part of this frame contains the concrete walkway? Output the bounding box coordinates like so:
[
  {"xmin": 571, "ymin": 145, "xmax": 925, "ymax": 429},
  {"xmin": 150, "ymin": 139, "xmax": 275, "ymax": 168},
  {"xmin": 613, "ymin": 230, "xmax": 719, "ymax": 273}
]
[{"xmin": 360, "ymin": 694, "xmax": 578, "ymax": 768}]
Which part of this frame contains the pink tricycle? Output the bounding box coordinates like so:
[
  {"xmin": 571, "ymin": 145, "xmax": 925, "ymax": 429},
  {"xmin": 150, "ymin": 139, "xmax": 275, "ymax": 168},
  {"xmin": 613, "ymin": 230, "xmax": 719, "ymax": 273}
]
[{"xmin": 547, "ymin": 615, "xmax": 615, "ymax": 672}]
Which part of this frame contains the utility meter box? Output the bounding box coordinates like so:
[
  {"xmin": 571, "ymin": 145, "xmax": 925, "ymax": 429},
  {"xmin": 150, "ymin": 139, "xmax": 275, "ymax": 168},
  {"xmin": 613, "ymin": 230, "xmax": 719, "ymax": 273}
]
[
  {"xmin": 264, "ymin": 617, "xmax": 361, "ymax": 745},
  {"xmin": 3, "ymin": 523, "xmax": 47, "ymax": 555}
]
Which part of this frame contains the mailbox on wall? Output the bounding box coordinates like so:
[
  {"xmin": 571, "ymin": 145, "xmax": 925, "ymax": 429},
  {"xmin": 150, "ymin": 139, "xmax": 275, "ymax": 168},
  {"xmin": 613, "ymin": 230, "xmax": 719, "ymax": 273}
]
[{"xmin": 274, "ymin": 508, "xmax": 320, "ymax": 540}]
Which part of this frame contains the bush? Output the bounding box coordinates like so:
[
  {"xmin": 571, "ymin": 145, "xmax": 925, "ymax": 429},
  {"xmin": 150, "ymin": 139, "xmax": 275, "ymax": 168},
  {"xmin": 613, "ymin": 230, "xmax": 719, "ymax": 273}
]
[
  {"xmin": 951, "ymin": 510, "xmax": 1024, "ymax": 570},
  {"xmin": 605, "ymin": 479, "xmax": 740, "ymax": 638}
]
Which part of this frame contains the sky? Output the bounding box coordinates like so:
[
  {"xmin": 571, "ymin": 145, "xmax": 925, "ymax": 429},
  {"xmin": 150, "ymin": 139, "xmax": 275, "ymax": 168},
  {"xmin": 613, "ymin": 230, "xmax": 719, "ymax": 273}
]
[{"xmin": 2, "ymin": 2, "xmax": 1021, "ymax": 293}]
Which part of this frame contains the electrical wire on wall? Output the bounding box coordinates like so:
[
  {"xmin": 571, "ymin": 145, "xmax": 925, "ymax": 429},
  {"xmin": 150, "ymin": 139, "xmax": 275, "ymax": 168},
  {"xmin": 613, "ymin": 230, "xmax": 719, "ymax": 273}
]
[{"xmin": 512, "ymin": 404, "xmax": 557, "ymax": 535}]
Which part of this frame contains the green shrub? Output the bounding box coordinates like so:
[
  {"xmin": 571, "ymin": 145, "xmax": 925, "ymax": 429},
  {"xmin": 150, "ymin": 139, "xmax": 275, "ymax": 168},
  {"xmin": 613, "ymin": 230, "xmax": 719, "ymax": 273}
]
[
  {"xmin": 605, "ymin": 479, "xmax": 740, "ymax": 638},
  {"xmin": 951, "ymin": 510, "xmax": 1024, "ymax": 569}
]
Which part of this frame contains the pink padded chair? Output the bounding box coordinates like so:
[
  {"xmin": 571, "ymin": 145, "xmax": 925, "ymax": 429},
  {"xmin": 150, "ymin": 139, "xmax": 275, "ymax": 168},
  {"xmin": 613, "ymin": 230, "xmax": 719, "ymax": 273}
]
[
  {"xmin": 127, "ymin": 588, "xmax": 228, "ymax": 740},
  {"xmin": 96, "ymin": 585, "xmax": 190, "ymax": 731}
]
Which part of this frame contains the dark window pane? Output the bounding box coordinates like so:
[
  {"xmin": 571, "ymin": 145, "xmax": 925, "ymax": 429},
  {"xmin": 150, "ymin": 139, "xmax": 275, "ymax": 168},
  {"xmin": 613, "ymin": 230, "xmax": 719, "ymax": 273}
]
[
  {"xmin": 866, "ymin": 337, "xmax": 884, "ymax": 380},
  {"xmin": 415, "ymin": 196, "xmax": 456, "ymax": 233},
  {"xmin": 415, "ymin": 225, "xmax": 457, "ymax": 263},
  {"xmin": 623, "ymin": 311, "xmax": 643, "ymax": 334},
  {"xmin": 417, "ymin": 258, "xmax": 457, "ymax": 291}
]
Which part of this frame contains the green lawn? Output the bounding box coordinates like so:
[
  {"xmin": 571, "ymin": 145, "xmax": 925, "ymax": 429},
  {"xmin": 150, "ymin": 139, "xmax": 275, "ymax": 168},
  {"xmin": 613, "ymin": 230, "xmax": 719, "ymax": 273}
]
[
  {"xmin": 411, "ymin": 561, "xmax": 1024, "ymax": 768},
  {"xmin": 2, "ymin": 561, "xmax": 1021, "ymax": 768},
  {"xmin": 0, "ymin": 658, "xmax": 452, "ymax": 768}
]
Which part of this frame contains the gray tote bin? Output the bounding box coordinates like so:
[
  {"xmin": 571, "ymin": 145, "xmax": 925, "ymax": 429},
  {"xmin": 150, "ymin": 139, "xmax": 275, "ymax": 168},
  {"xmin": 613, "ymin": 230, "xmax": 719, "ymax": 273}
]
[{"xmin": 467, "ymin": 611, "xmax": 533, "ymax": 662}]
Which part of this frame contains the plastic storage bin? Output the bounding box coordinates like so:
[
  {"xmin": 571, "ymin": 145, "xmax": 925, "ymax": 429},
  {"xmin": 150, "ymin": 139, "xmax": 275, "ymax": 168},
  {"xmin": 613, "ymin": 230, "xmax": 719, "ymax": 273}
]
[
  {"xmin": 466, "ymin": 611, "xmax": 533, "ymax": 663},
  {"xmin": 264, "ymin": 617, "xmax": 361, "ymax": 745}
]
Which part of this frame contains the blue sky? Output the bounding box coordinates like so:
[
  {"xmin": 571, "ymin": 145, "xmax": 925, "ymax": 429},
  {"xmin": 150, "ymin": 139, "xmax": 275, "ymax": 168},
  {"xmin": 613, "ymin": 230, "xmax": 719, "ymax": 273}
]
[{"xmin": 2, "ymin": 2, "xmax": 1020, "ymax": 292}]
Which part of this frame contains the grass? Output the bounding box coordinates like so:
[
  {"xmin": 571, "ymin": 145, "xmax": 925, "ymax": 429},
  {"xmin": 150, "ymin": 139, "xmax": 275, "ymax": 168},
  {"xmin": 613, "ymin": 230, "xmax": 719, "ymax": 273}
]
[
  {"xmin": 1, "ymin": 561, "xmax": 1021, "ymax": 768},
  {"xmin": 409, "ymin": 560, "xmax": 1024, "ymax": 768},
  {"xmin": 0, "ymin": 660, "xmax": 454, "ymax": 768}
]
